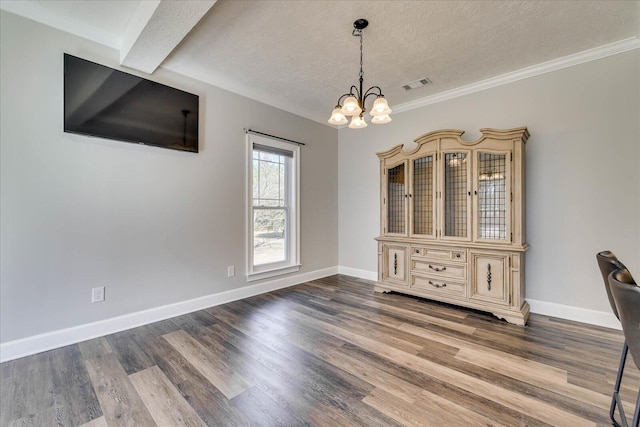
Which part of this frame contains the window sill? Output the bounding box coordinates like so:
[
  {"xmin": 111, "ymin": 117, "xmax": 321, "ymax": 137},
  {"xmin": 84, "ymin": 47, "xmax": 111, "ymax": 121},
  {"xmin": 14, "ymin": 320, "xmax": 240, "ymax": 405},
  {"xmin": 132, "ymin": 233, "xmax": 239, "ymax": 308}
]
[{"xmin": 247, "ymin": 264, "xmax": 301, "ymax": 282}]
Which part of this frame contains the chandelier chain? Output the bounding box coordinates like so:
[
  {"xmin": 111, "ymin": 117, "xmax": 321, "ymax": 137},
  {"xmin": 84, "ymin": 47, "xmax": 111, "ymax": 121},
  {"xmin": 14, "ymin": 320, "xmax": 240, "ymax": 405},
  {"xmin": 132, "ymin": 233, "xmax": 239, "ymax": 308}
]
[{"xmin": 359, "ymin": 31, "xmax": 364, "ymax": 79}]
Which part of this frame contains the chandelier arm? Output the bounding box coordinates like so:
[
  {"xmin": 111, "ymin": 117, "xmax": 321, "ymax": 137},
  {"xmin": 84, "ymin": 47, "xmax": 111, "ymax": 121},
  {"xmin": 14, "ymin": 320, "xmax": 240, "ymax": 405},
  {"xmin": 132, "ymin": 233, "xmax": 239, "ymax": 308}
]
[
  {"xmin": 364, "ymin": 86, "xmax": 383, "ymax": 98},
  {"xmin": 335, "ymin": 93, "xmax": 354, "ymax": 106},
  {"xmin": 363, "ymin": 87, "xmax": 384, "ymax": 107}
]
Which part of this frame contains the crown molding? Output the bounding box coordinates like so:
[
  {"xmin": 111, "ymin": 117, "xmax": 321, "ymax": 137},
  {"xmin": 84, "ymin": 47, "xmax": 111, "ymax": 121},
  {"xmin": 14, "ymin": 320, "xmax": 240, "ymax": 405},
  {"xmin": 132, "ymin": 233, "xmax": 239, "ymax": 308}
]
[{"xmin": 392, "ymin": 37, "xmax": 640, "ymax": 115}]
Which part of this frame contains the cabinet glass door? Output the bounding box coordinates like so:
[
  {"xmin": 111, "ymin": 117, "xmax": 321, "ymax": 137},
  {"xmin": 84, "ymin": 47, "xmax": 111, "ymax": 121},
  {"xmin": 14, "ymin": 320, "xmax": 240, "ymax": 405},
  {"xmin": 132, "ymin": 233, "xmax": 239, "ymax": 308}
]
[
  {"xmin": 412, "ymin": 155, "xmax": 435, "ymax": 236},
  {"xmin": 476, "ymin": 152, "xmax": 510, "ymax": 241},
  {"xmin": 443, "ymin": 152, "xmax": 470, "ymax": 239},
  {"xmin": 387, "ymin": 163, "xmax": 406, "ymax": 234}
]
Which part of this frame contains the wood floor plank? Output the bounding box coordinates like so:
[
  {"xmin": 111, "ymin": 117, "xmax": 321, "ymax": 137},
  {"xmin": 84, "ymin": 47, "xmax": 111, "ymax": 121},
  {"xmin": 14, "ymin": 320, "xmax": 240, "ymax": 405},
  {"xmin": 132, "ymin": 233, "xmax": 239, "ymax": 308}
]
[
  {"xmin": 78, "ymin": 415, "xmax": 108, "ymax": 427},
  {"xmin": 162, "ymin": 329, "xmax": 252, "ymax": 399},
  {"xmin": 406, "ymin": 323, "xmax": 580, "ymax": 383},
  {"xmin": 364, "ymin": 386, "xmax": 512, "ymax": 427},
  {"xmin": 129, "ymin": 365, "xmax": 206, "ymax": 427},
  {"xmin": 78, "ymin": 337, "xmax": 113, "ymax": 360},
  {"xmin": 319, "ymin": 296, "xmax": 407, "ymax": 327},
  {"xmin": 84, "ymin": 352, "xmax": 157, "ymax": 427},
  {"xmin": 454, "ymin": 346, "xmax": 610, "ymax": 407},
  {"xmin": 337, "ymin": 289, "xmax": 470, "ymax": 321},
  {"xmin": 140, "ymin": 334, "xmax": 251, "ymax": 426},
  {"xmin": 50, "ymin": 345, "xmax": 102, "ymax": 426},
  {"xmin": 317, "ymin": 345, "xmax": 424, "ymax": 403},
  {"xmin": 230, "ymin": 385, "xmax": 304, "ymax": 426},
  {"xmin": 1, "ymin": 352, "xmax": 55, "ymax": 425},
  {"xmin": 6, "ymin": 406, "xmax": 57, "ymax": 427},
  {"xmin": 333, "ymin": 313, "xmax": 426, "ymax": 354},
  {"xmin": 0, "ymin": 355, "xmax": 18, "ymax": 425},
  {"xmin": 171, "ymin": 310, "xmax": 218, "ymax": 331},
  {"xmin": 209, "ymin": 301, "xmax": 292, "ymax": 341},
  {"xmin": 362, "ymin": 299, "xmax": 477, "ymax": 334},
  {"xmin": 105, "ymin": 329, "xmax": 155, "ymax": 375}
]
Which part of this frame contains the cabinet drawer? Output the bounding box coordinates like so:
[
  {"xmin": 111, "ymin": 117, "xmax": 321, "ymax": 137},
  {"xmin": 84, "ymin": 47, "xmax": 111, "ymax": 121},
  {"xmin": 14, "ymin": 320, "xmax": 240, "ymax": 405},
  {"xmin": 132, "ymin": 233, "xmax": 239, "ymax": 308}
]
[
  {"xmin": 412, "ymin": 275, "xmax": 466, "ymax": 297},
  {"xmin": 411, "ymin": 259, "xmax": 467, "ymax": 280},
  {"xmin": 411, "ymin": 246, "xmax": 466, "ymax": 262}
]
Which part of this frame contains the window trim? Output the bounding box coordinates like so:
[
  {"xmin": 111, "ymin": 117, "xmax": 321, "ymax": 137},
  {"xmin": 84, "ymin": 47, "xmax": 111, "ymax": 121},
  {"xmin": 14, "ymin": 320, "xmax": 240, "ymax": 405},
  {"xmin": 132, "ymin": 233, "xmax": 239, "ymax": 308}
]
[{"xmin": 246, "ymin": 133, "xmax": 300, "ymax": 281}]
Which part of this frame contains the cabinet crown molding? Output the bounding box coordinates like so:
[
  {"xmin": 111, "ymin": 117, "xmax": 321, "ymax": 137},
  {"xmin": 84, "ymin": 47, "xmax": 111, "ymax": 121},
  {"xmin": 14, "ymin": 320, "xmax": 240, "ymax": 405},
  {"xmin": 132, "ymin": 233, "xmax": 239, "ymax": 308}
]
[{"xmin": 376, "ymin": 127, "xmax": 529, "ymax": 159}]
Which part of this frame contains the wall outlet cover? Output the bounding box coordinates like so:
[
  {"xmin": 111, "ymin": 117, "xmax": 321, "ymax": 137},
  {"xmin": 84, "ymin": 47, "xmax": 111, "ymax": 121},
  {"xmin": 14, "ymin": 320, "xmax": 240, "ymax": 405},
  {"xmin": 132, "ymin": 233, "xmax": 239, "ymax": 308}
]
[{"xmin": 91, "ymin": 286, "xmax": 105, "ymax": 303}]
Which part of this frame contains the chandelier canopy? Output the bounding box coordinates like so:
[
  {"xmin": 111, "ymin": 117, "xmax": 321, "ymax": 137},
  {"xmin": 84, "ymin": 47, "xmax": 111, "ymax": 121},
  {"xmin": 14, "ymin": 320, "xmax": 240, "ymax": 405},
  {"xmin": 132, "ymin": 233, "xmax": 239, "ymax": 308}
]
[{"xmin": 328, "ymin": 19, "xmax": 391, "ymax": 129}]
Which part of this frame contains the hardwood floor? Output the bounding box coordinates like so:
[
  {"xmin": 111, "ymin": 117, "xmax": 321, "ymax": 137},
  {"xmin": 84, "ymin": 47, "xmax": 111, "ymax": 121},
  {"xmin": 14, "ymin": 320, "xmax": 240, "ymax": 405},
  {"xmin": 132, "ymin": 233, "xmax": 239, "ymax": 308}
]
[{"xmin": 1, "ymin": 274, "xmax": 638, "ymax": 426}]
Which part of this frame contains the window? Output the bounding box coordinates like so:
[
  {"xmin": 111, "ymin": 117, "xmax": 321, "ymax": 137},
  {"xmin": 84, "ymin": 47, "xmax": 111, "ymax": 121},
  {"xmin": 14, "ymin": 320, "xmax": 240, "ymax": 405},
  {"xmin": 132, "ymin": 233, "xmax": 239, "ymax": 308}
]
[{"xmin": 247, "ymin": 133, "xmax": 300, "ymax": 280}]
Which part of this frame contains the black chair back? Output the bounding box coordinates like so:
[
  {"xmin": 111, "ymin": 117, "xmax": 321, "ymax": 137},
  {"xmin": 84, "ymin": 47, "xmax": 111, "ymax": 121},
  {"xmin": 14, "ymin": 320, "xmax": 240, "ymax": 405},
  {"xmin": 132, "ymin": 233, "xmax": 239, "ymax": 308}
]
[
  {"xmin": 609, "ymin": 268, "xmax": 640, "ymax": 370},
  {"xmin": 597, "ymin": 251, "xmax": 626, "ymax": 319}
]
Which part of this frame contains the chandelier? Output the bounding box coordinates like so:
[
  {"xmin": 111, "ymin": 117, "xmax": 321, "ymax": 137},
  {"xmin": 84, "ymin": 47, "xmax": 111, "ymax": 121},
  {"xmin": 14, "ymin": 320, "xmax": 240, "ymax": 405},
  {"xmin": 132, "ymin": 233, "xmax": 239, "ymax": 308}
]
[{"xmin": 328, "ymin": 19, "xmax": 391, "ymax": 129}]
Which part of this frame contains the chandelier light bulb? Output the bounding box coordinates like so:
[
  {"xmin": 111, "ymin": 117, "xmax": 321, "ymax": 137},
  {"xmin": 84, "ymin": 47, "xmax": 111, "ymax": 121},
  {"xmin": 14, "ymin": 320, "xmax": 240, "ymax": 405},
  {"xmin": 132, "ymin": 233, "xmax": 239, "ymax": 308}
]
[
  {"xmin": 340, "ymin": 96, "xmax": 362, "ymax": 116},
  {"xmin": 328, "ymin": 107, "xmax": 348, "ymax": 125},
  {"xmin": 371, "ymin": 96, "xmax": 392, "ymax": 116},
  {"xmin": 371, "ymin": 114, "xmax": 391, "ymax": 124},
  {"xmin": 349, "ymin": 114, "xmax": 368, "ymax": 129}
]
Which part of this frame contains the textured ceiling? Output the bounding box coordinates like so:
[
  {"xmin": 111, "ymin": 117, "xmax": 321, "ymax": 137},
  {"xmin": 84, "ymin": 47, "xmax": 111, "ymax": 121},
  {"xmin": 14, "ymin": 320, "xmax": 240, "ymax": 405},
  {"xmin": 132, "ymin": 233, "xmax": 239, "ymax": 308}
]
[{"xmin": 2, "ymin": 0, "xmax": 639, "ymax": 124}]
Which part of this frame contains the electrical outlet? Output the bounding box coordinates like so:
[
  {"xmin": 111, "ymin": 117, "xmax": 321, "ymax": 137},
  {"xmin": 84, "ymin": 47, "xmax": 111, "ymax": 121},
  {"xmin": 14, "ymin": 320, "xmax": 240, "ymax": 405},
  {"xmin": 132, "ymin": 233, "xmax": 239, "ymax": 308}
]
[
  {"xmin": 92, "ymin": 286, "xmax": 105, "ymax": 303},
  {"xmin": 227, "ymin": 265, "xmax": 235, "ymax": 277}
]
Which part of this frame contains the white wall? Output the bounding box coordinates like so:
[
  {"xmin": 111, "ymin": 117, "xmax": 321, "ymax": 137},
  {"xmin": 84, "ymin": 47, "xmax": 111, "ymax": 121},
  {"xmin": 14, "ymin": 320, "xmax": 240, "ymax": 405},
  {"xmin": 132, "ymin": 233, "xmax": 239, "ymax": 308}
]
[
  {"xmin": 338, "ymin": 50, "xmax": 640, "ymax": 318},
  {"xmin": 0, "ymin": 11, "xmax": 338, "ymax": 344}
]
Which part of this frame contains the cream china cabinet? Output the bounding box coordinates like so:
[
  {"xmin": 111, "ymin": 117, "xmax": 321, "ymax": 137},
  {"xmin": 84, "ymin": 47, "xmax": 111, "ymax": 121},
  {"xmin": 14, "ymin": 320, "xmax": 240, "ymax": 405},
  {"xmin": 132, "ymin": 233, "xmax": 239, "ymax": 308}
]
[{"xmin": 375, "ymin": 127, "xmax": 530, "ymax": 325}]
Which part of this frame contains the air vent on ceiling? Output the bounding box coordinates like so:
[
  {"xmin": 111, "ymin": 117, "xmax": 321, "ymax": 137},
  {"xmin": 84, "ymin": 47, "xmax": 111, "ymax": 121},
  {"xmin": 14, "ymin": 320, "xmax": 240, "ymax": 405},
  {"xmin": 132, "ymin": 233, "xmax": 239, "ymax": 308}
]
[{"xmin": 402, "ymin": 78, "xmax": 431, "ymax": 91}]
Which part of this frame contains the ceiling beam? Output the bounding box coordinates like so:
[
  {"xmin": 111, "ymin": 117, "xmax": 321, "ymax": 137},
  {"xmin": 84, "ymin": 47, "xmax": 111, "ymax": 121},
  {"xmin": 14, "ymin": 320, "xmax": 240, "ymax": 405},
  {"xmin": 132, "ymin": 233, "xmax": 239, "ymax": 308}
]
[{"xmin": 120, "ymin": 0, "xmax": 216, "ymax": 74}]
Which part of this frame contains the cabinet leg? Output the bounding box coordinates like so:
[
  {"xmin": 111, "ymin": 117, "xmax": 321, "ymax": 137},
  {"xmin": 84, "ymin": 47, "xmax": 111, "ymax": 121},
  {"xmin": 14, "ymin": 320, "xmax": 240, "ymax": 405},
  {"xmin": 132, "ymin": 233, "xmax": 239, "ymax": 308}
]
[
  {"xmin": 493, "ymin": 301, "xmax": 530, "ymax": 326},
  {"xmin": 374, "ymin": 285, "xmax": 392, "ymax": 294}
]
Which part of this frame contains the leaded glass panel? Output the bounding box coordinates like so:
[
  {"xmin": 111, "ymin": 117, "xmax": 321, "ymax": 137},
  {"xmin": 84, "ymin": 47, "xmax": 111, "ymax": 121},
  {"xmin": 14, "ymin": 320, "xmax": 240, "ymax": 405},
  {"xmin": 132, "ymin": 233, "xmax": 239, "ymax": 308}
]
[
  {"xmin": 387, "ymin": 164, "xmax": 405, "ymax": 234},
  {"xmin": 413, "ymin": 155, "xmax": 433, "ymax": 235},
  {"xmin": 444, "ymin": 152, "xmax": 468, "ymax": 237},
  {"xmin": 477, "ymin": 152, "xmax": 507, "ymax": 240}
]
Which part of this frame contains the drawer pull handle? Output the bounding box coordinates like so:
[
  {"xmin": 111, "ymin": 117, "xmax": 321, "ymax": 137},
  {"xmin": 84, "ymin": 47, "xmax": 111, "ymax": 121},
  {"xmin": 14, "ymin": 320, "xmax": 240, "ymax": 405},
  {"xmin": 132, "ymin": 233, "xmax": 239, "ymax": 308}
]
[
  {"xmin": 455, "ymin": 253, "xmax": 461, "ymax": 258},
  {"xmin": 394, "ymin": 253, "xmax": 398, "ymax": 275},
  {"xmin": 429, "ymin": 264, "xmax": 446, "ymax": 272},
  {"xmin": 428, "ymin": 280, "xmax": 446, "ymax": 288},
  {"xmin": 487, "ymin": 263, "xmax": 492, "ymax": 291}
]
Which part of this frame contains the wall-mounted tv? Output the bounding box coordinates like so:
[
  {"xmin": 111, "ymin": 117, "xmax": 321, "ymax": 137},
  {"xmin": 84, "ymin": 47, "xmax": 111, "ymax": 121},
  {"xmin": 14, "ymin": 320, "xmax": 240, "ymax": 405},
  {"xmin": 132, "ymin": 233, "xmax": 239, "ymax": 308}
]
[{"xmin": 64, "ymin": 54, "xmax": 199, "ymax": 153}]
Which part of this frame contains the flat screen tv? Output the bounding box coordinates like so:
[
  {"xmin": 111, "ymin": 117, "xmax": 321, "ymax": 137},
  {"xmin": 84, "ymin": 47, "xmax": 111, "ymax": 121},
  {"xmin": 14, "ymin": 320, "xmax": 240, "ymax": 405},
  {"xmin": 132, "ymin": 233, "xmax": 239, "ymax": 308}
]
[{"xmin": 64, "ymin": 54, "xmax": 199, "ymax": 153}]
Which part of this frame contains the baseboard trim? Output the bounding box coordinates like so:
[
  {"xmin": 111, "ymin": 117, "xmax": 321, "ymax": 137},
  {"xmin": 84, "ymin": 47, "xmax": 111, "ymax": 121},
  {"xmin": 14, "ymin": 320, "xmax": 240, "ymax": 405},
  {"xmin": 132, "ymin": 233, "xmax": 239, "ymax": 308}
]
[
  {"xmin": 0, "ymin": 266, "xmax": 339, "ymax": 363},
  {"xmin": 526, "ymin": 299, "xmax": 620, "ymax": 330},
  {"xmin": 338, "ymin": 267, "xmax": 621, "ymax": 330},
  {"xmin": 338, "ymin": 266, "xmax": 378, "ymax": 281}
]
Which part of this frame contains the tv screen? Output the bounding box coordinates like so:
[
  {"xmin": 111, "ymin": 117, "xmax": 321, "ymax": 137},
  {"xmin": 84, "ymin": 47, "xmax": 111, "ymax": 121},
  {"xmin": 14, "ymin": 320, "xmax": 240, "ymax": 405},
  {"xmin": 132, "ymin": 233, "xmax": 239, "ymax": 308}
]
[{"xmin": 64, "ymin": 54, "xmax": 199, "ymax": 153}]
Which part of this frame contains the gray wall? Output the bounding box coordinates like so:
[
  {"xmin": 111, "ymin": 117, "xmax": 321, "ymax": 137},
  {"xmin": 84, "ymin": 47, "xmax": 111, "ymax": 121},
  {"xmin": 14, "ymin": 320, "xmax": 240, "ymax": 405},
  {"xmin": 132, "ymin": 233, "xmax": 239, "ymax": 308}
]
[
  {"xmin": 0, "ymin": 11, "xmax": 338, "ymax": 343},
  {"xmin": 338, "ymin": 50, "xmax": 640, "ymax": 315}
]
